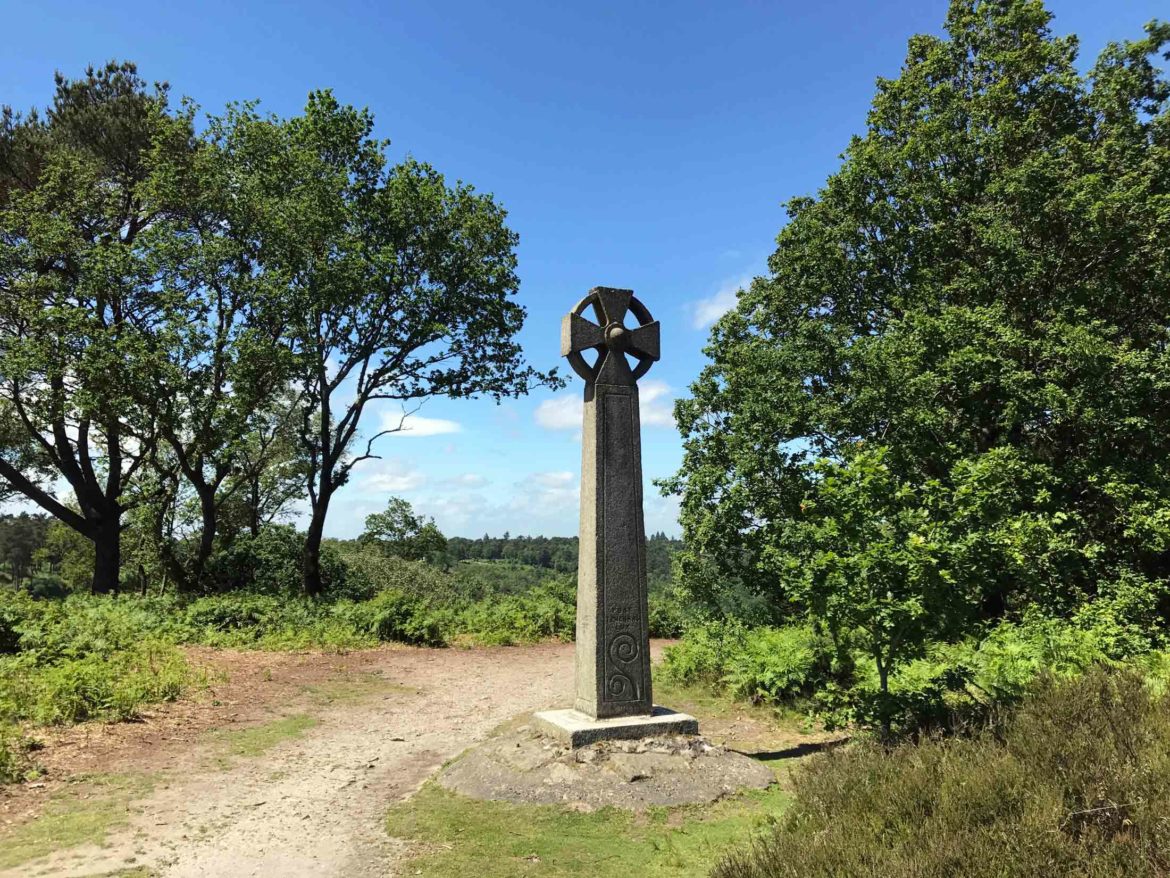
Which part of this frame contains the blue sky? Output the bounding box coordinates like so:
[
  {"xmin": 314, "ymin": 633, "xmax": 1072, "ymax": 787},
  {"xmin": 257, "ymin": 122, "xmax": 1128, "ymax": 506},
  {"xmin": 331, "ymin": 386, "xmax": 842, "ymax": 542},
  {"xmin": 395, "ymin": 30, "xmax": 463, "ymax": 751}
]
[{"xmin": 2, "ymin": 0, "xmax": 1164, "ymax": 538}]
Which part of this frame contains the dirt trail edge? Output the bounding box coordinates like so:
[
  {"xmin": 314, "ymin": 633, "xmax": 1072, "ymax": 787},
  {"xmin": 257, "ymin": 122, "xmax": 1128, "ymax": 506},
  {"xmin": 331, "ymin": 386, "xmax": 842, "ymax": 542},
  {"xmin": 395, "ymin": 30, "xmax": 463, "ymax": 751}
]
[{"xmin": 5, "ymin": 640, "xmax": 648, "ymax": 878}]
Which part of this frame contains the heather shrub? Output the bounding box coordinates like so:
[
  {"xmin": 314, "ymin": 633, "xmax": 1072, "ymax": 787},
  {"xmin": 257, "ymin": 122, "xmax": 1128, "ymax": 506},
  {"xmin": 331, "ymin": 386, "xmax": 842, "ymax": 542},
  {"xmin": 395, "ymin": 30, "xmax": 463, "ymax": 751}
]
[{"xmin": 714, "ymin": 669, "xmax": 1170, "ymax": 878}]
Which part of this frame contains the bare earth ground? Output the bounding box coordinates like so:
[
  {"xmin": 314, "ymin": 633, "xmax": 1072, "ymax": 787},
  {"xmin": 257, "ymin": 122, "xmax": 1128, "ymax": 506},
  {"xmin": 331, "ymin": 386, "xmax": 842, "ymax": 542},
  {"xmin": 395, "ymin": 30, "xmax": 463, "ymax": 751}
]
[{"xmin": 0, "ymin": 642, "xmax": 828, "ymax": 878}]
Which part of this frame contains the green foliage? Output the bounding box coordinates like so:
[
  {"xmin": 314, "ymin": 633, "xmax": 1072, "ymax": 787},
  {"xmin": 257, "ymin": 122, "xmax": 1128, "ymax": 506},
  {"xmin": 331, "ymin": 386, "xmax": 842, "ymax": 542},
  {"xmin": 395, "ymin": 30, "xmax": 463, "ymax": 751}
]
[
  {"xmin": 714, "ymin": 669, "xmax": 1170, "ymax": 878},
  {"xmin": 202, "ymin": 526, "xmax": 346, "ymax": 596},
  {"xmin": 339, "ymin": 545, "xmax": 459, "ymax": 602},
  {"xmin": 667, "ymin": 0, "xmax": 1170, "ymax": 732},
  {"xmin": 443, "ymin": 532, "xmax": 682, "ymax": 582},
  {"xmin": 0, "ymin": 62, "xmax": 204, "ymax": 593},
  {"xmin": 0, "ymin": 591, "xmax": 190, "ymax": 727},
  {"xmin": 453, "ymin": 578, "xmax": 576, "ymax": 646},
  {"xmin": 0, "ymin": 514, "xmax": 50, "ymax": 588},
  {"xmin": 0, "ymin": 724, "xmax": 37, "ymax": 784},
  {"xmin": 345, "ymin": 589, "xmax": 447, "ymax": 647},
  {"xmin": 663, "ymin": 622, "xmax": 832, "ymax": 705},
  {"xmin": 361, "ymin": 497, "xmax": 447, "ymax": 562}
]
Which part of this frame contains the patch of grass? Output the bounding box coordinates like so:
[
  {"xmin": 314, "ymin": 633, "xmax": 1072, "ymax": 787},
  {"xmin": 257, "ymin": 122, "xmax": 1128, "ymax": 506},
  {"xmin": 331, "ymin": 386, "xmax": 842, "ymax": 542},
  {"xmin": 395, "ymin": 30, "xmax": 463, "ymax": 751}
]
[
  {"xmin": 301, "ymin": 672, "xmax": 417, "ymax": 706},
  {"xmin": 0, "ymin": 773, "xmax": 155, "ymax": 870},
  {"xmin": 385, "ymin": 782, "xmax": 792, "ymax": 878},
  {"xmin": 207, "ymin": 713, "xmax": 318, "ymax": 760}
]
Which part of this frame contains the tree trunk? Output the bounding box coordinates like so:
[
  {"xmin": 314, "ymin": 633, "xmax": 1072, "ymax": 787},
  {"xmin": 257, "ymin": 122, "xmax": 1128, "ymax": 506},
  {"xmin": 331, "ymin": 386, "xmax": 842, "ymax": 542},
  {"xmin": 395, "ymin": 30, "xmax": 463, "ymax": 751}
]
[
  {"xmin": 876, "ymin": 653, "xmax": 892, "ymax": 741},
  {"xmin": 249, "ymin": 476, "xmax": 261, "ymax": 538},
  {"xmin": 302, "ymin": 500, "xmax": 329, "ymax": 597},
  {"xmin": 91, "ymin": 515, "xmax": 121, "ymax": 594},
  {"xmin": 192, "ymin": 484, "xmax": 218, "ymax": 586}
]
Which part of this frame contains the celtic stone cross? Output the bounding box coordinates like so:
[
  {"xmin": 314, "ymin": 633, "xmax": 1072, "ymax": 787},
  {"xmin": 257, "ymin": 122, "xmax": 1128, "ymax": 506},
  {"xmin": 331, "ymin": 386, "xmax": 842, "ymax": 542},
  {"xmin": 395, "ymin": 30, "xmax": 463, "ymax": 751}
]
[{"xmin": 561, "ymin": 287, "xmax": 660, "ymax": 719}]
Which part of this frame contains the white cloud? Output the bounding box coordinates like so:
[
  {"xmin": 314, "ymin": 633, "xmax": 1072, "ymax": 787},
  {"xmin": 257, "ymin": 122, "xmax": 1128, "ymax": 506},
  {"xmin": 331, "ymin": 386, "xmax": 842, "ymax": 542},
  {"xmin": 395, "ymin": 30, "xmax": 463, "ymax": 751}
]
[
  {"xmin": 638, "ymin": 379, "xmax": 675, "ymax": 428},
  {"xmin": 507, "ymin": 471, "xmax": 580, "ymax": 521},
  {"xmin": 380, "ymin": 411, "xmax": 463, "ymax": 437},
  {"xmin": 446, "ymin": 473, "xmax": 488, "ymax": 487},
  {"xmin": 355, "ymin": 458, "xmax": 426, "ymax": 493},
  {"xmin": 535, "ymin": 382, "xmax": 675, "ymax": 432},
  {"xmin": 691, "ymin": 273, "xmax": 753, "ymax": 329},
  {"xmin": 534, "ymin": 395, "xmax": 582, "ymax": 431},
  {"xmin": 531, "ymin": 471, "xmax": 573, "ymax": 488}
]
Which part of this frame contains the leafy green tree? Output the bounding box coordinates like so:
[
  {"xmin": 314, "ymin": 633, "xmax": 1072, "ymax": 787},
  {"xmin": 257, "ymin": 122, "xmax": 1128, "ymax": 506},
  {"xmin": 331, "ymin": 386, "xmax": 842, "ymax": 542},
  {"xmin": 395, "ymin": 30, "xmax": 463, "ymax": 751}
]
[
  {"xmin": 361, "ymin": 497, "xmax": 447, "ymax": 562},
  {"xmin": 208, "ymin": 92, "xmax": 557, "ymax": 595},
  {"xmin": 0, "ymin": 512, "xmax": 49, "ymax": 587},
  {"xmin": 0, "ymin": 63, "xmax": 199, "ymax": 593},
  {"xmin": 145, "ymin": 125, "xmax": 295, "ymax": 589},
  {"xmin": 667, "ymin": 1, "xmax": 1170, "ymax": 706},
  {"xmin": 220, "ymin": 388, "xmax": 310, "ymax": 540},
  {"xmin": 32, "ymin": 518, "xmax": 93, "ymax": 591}
]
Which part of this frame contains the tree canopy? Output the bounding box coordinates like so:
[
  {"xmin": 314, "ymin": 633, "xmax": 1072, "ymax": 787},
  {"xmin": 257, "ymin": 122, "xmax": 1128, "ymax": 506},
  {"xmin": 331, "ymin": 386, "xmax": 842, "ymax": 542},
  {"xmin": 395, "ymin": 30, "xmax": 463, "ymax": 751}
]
[
  {"xmin": 666, "ymin": 0, "xmax": 1170, "ymax": 713},
  {"xmin": 0, "ymin": 64, "xmax": 549, "ymax": 595}
]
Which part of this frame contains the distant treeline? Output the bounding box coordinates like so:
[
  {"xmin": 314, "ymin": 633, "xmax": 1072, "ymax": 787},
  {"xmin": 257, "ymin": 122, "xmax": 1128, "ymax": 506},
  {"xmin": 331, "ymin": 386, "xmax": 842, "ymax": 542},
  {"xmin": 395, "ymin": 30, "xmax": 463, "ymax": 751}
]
[
  {"xmin": 445, "ymin": 532, "xmax": 681, "ymax": 580},
  {"xmin": 0, "ymin": 513, "xmax": 52, "ymax": 588}
]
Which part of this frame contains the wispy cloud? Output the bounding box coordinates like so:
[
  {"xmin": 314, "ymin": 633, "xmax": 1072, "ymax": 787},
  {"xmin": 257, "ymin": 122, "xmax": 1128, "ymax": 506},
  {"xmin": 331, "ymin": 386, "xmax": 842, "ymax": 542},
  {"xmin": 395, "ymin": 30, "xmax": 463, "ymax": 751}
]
[
  {"xmin": 534, "ymin": 395, "xmax": 582, "ymax": 431},
  {"xmin": 355, "ymin": 458, "xmax": 426, "ymax": 493},
  {"xmin": 534, "ymin": 381, "xmax": 675, "ymax": 432},
  {"xmin": 380, "ymin": 411, "xmax": 463, "ymax": 437},
  {"xmin": 690, "ymin": 273, "xmax": 754, "ymax": 329},
  {"xmin": 638, "ymin": 379, "xmax": 675, "ymax": 428},
  {"xmin": 446, "ymin": 473, "xmax": 488, "ymax": 487}
]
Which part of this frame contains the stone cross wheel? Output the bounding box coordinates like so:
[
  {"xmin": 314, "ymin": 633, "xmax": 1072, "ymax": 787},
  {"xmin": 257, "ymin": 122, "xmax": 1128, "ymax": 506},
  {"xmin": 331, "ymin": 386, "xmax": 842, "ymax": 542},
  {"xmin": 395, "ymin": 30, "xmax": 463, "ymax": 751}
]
[{"xmin": 561, "ymin": 287, "xmax": 660, "ymax": 386}]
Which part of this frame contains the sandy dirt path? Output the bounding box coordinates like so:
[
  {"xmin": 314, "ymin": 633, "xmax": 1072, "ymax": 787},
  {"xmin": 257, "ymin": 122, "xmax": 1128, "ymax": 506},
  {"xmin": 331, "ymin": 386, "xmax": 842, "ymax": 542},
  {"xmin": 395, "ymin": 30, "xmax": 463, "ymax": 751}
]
[{"xmin": 3, "ymin": 641, "xmax": 669, "ymax": 878}]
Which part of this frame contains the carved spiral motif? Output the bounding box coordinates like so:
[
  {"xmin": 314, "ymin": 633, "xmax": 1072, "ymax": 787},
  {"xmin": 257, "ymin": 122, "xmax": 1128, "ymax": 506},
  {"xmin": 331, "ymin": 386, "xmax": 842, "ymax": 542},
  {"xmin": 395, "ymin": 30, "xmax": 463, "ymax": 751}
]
[
  {"xmin": 607, "ymin": 672, "xmax": 634, "ymax": 699},
  {"xmin": 609, "ymin": 633, "xmax": 639, "ymax": 664}
]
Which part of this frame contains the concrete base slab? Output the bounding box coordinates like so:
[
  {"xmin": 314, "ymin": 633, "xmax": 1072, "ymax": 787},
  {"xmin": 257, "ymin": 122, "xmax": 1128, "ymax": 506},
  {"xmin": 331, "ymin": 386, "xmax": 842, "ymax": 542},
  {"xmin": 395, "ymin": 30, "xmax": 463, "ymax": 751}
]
[{"xmin": 533, "ymin": 706, "xmax": 698, "ymax": 748}]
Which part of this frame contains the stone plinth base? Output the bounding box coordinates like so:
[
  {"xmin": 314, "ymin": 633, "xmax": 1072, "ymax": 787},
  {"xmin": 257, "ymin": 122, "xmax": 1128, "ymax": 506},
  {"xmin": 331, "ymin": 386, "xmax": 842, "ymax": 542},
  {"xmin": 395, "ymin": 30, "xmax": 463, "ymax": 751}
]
[{"xmin": 534, "ymin": 706, "xmax": 698, "ymax": 748}]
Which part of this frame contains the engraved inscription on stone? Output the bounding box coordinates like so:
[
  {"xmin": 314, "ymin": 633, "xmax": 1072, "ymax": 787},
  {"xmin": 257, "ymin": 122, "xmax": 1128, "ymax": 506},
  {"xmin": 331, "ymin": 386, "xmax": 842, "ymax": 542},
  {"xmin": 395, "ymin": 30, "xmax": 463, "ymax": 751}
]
[{"xmin": 561, "ymin": 287, "xmax": 660, "ymax": 719}]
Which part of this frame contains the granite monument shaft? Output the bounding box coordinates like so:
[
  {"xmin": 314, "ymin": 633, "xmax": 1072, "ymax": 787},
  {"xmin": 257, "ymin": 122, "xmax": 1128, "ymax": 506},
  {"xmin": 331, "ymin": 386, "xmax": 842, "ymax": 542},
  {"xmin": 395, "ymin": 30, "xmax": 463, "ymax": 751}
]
[{"xmin": 561, "ymin": 287, "xmax": 661, "ymax": 719}]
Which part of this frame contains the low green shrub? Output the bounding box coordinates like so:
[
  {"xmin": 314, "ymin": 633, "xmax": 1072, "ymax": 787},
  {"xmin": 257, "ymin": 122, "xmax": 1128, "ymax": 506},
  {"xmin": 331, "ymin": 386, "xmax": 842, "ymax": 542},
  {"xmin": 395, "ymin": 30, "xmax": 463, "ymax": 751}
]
[
  {"xmin": 660, "ymin": 621, "xmax": 749, "ymax": 685},
  {"xmin": 713, "ymin": 668, "xmax": 1170, "ymax": 878},
  {"xmin": 0, "ymin": 723, "xmax": 38, "ymax": 784},
  {"xmin": 0, "ymin": 641, "xmax": 189, "ymax": 725},
  {"xmin": 338, "ymin": 548, "xmax": 455, "ymax": 602},
  {"xmin": 666, "ymin": 610, "xmax": 1167, "ymax": 736},
  {"xmin": 647, "ymin": 587, "xmax": 690, "ymax": 638},
  {"xmin": 722, "ymin": 625, "xmax": 831, "ymax": 703},
  {"xmin": 454, "ymin": 580, "xmax": 576, "ymax": 645},
  {"xmin": 346, "ymin": 589, "xmax": 448, "ymax": 646},
  {"xmin": 662, "ymin": 622, "xmax": 831, "ymax": 704}
]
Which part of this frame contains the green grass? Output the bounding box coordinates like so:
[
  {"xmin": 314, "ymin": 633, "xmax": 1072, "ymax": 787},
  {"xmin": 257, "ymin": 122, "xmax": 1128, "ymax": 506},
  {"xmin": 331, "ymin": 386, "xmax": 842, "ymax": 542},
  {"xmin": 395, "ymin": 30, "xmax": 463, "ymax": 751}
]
[
  {"xmin": 0, "ymin": 773, "xmax": 155, "ymax": 871},
  {"xmin": 382, "ymin": 670, "xmax": 814, "ymax": 878},
  {"xmin": 206, "ymin": 713, "xmax": 318, "ymax": 761},
  {"xmin": 301, "ymin": 672, "xmax": 418, "ymax": 706},
  {"xmin": 384, "ymin": 782, "xmax": 791, "ymax": 878}
]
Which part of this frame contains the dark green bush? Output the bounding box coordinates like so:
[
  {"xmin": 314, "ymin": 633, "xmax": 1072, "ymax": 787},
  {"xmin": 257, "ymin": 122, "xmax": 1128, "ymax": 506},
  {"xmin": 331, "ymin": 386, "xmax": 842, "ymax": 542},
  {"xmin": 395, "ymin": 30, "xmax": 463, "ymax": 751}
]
[
  {"xmin": 663, "ymin": 622, "xmax": 832, "ymax": 703},
  {"xmin": 453, "ymin": 579, "xmax": 576, "ymax": 645},
  {"xmin": 202, "ymin": 526, "xmax": 346, "ymax": 595},
  {"xmin": 339, "ymin": 548, "xmax": 457, "ymax": 602},
  {"xmin": 647, "ymin": 586, "xmax": 690, "ymax": 638},
  {"xmin": 344, "ymin": 589, "xmax": 447, "ymax": 646},
  {"xmin": 714, "ymin": 669, "xmax": 1170, "ymax": 878}
]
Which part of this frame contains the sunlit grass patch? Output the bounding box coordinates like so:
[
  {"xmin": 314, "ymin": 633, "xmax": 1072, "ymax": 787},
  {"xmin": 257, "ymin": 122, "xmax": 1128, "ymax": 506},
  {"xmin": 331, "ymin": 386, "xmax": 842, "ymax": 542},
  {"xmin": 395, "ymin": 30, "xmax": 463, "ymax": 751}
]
[
  {"xmin": 205, "ymin": 713, "xmax": 318, "ymax": 762},
  {"xmin": 385, "ymin": 782, "xmax": 791, "ymax": 878},
  {"xmin": 0, "ymin": 773, "xmax": 155, "ymax": 870}
]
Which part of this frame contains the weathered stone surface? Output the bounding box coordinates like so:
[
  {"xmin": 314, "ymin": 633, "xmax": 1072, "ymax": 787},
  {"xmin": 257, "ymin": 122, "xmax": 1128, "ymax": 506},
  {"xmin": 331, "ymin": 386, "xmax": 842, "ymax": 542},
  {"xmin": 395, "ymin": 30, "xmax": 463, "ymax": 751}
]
[
  {"xmin": 533, "ymin": 707, "xmax": 698, "ymax": 748},
  {"xmin": 437, "ymin": 723, "xmax": 774, "ymax": 810},
  {"xmin": 561, "ymin": 287, "xmax": 666, "ymax": 721}
]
